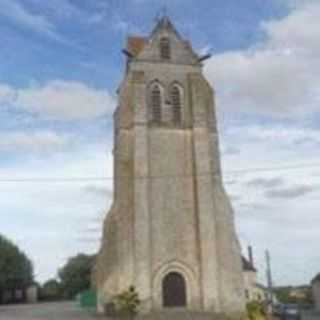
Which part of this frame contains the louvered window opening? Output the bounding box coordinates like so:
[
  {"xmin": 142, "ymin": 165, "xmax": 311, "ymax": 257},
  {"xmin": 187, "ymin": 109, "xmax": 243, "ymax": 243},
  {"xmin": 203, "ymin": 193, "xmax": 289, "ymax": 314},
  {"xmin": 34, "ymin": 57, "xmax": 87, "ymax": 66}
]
[
  {"xmin": 152, "ymin": 85, "xmax": 162, "ymax": 123},
  {"xmin": 172, "ymin": 86, "xmax": 181, "ymax": 124},
  {"xmin": 160, "ymin": 38, "xmax": 171, "ymax": 60}
]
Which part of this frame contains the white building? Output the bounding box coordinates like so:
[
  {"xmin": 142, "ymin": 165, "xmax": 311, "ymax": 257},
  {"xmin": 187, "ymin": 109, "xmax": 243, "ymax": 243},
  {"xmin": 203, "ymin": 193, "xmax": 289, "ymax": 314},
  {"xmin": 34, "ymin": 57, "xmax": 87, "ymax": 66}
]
[{"xmin": 242, "ymin": 248, "xmax": 268, "ymax": 303}]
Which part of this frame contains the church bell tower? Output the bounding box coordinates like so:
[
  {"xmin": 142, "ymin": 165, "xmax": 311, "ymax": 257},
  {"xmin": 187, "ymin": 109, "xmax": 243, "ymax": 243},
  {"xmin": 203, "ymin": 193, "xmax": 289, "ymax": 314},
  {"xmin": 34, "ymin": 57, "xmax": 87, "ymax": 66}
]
[{"xmin": 96, "ymin": 16, "xmax": 246, "ymax": 319}]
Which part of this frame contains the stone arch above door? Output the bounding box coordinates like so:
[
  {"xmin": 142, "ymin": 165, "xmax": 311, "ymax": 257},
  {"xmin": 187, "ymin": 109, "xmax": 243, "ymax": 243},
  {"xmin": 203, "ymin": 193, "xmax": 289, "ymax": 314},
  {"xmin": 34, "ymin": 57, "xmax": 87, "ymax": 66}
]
[{"xmin": 152, "ymin": 261, "xmax": 201, "ymax": 310}]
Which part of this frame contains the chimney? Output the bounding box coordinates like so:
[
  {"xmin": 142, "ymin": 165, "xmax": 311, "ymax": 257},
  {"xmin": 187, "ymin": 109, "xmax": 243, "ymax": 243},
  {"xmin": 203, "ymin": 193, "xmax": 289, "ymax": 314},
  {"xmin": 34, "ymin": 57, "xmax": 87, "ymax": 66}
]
[{"xmin": 248, "ymin": 246, "xmax": 254, "ymax": 267}]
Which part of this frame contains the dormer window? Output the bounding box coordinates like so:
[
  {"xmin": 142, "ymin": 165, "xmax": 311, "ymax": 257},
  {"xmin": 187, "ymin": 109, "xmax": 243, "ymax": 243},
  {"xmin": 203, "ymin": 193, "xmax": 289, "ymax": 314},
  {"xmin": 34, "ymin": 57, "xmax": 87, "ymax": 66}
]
[{"xmin": 160, "ymin": 38, "xmax": 171, "ymax": 60}]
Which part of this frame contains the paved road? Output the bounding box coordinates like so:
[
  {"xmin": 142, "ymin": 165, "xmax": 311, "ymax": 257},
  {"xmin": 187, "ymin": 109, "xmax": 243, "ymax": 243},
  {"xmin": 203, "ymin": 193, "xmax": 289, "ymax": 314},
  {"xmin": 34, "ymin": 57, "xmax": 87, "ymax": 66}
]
[
  {"xmin": 0, "ymin": 302, "xmax": 98, "ymax": 320},
  {"xmin": 301, "ymin": 310, "xmax": 320, "ymax": 320}
]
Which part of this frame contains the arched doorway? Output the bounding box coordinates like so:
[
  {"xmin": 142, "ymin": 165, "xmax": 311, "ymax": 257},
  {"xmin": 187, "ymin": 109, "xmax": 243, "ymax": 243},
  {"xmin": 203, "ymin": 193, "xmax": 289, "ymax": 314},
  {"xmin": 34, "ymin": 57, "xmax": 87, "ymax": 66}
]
[{"xmin": 162, "ymin": 272, "xmax": 187, "ymax": 307}]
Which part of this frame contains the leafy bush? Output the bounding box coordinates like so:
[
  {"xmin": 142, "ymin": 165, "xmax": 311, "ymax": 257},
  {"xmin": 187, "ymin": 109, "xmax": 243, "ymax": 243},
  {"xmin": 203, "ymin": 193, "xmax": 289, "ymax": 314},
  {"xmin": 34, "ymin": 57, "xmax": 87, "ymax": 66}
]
[
  {"xmin": 246, "ymin": 301, "xmax": 266, "ymax": 320},
  {"xmin": 113, "ymin": 286, "xmax": 140, "ymax": 316}
]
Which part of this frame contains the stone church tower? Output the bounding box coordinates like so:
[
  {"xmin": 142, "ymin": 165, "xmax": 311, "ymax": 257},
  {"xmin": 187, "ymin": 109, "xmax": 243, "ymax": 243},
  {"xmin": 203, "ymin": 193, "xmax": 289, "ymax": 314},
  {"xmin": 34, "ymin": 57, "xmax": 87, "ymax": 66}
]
[{"xmin": 96, "ymin": 17, "xmax": 246, "ymax": 318}]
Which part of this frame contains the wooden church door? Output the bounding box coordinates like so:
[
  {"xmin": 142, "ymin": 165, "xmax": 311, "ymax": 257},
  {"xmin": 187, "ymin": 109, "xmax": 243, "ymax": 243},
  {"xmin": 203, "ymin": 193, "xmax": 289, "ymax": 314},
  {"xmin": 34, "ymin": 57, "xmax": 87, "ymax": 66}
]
[{"xmin": 162, "ymin": 272, "xmax": 187, "ymax": 307}]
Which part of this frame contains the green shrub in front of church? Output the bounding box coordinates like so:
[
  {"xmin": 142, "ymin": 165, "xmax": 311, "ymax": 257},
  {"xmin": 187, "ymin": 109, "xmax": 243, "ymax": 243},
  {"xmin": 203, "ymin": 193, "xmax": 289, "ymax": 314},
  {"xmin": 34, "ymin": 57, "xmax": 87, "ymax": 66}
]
[
  {"xmin": 113, "ymin": 286, "xmax": 141, "ymax": 317},
  {"xmin": 246, "ymin": 301, "xmax": 266, "ymax": 320}
]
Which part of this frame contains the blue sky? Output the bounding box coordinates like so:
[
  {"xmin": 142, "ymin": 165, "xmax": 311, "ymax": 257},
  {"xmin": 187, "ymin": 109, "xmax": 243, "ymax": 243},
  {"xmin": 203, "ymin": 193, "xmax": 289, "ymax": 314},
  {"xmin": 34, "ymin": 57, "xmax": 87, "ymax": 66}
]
[{"xmin": 0, "ymin": 0, "xmax": 320, "ymax": 286}]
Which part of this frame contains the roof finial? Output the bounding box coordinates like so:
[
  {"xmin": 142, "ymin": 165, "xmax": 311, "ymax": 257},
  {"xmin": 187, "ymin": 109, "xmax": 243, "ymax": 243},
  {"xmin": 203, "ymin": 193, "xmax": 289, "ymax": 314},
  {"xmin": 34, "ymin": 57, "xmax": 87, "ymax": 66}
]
[
  {"xmin": 154, "ymin": 4, "xmax": 169, "ymax": 24},
  {"xmin": 161, "ymin": 5, "xmax": 168, "ymax": 18}
]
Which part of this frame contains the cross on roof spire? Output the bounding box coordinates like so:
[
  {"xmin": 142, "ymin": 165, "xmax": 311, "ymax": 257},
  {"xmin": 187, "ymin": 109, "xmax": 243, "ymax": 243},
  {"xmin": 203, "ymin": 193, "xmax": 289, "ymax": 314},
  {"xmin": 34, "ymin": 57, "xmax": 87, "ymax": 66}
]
[
  {"xmin": 161, "ymin": 5, "xmax": 168, "ymax": 18},
  {"xmin": 154, "ymin": 5, "xmax": 169, "ymax": 24}
]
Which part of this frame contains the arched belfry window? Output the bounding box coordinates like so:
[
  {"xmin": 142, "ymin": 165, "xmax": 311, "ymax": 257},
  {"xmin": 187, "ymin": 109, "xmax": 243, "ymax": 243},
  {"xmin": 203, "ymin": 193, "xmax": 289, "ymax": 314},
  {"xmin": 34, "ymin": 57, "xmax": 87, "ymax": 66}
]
[
  {"xmin": 151, "ymin": 83, "xmax": 162, "ymax": 123},
  {"xmin": 171, "ymin": 84, "xmax": 182, "ymax": 124},
  {"xmin": 160, "ymin": 37, "xmax": 171, "ymax": 60}
]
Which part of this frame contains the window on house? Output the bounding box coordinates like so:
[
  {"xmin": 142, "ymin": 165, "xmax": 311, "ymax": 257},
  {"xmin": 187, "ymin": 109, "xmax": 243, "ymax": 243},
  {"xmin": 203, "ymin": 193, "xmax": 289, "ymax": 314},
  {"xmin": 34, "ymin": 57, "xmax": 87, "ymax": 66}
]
[
  {"xmin": 171, "ymin": 85, "xmax": 182, "ymax": 124},
  {"xmin": 151, "ymin": 84, "xmax": 162, "ymax": 123},
  {"xmin": 160, "ymin": 38, "xmax": 171, "ymax": 60}
]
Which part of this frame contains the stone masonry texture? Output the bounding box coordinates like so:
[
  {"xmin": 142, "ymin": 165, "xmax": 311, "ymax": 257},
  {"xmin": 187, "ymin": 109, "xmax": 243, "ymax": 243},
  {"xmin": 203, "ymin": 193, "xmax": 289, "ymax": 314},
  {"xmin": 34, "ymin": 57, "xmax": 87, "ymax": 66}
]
[{"xmin": 95, "ymin": 17, "xmax": 246, "ymax": 319}]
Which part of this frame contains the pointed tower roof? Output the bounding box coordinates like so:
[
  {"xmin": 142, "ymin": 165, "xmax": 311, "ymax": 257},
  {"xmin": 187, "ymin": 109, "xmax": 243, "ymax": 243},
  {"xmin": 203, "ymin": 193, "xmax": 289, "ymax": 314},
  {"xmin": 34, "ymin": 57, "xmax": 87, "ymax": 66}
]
[
  {"xmin": 124, "ymin": 14, "xmax": 200, "ymax": 65},
  {"xmin": 150, "ymin": 15, "xmax": 183, "ymax": 41}
]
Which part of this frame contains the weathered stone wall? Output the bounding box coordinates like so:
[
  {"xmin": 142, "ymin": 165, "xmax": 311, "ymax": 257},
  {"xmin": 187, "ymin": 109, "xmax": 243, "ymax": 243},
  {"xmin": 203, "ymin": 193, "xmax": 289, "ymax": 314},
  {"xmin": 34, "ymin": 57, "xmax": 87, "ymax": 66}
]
[
  {"xmin": 148, "ymin": 128, "xmax": 202, "ymax": 310},
  {"xmin": 96, "ymin": 17, "xmax": 246, "ymax": 317}
]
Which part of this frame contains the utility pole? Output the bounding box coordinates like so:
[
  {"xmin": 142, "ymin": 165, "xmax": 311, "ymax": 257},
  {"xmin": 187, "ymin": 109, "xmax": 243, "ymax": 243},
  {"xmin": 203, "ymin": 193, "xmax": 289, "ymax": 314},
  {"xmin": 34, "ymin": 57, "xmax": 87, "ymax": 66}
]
[{"xmin": 265, "ymin": 250, "xmax": 274, "ymax": 314}]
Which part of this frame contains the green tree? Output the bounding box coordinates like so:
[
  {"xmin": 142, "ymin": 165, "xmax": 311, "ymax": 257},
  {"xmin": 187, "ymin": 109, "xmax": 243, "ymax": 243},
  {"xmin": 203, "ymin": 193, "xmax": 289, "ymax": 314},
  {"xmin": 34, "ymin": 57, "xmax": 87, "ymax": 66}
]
[
  {"xmin": 0, "ymin": 234, "xmax": 34, "ymax": 303},
  {"xmin": 58, "ymin": 253, "xmax": 95, "ymax": 299},
  {"xmin": 40, "ymin": 279, "xmax": 62, "ymax": 301},
  {"xmin": 275, "ymin": 286, "xmax": 313, "ymax": 305}
]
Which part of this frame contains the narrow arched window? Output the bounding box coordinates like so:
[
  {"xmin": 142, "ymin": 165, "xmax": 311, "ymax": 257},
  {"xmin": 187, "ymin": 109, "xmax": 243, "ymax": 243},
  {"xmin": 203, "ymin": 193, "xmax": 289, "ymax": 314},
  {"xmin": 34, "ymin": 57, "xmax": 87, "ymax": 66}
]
[
  {"xmin": 160, "ymin": 38, "xmax": 171, "ymax": 60},
  {"xmin": 171, "ymin": 85, "xmax": 182, "ymax": 124},
  {"xmin": 151, "ymin": 84, "xmax": 162, "ymax": 123}
]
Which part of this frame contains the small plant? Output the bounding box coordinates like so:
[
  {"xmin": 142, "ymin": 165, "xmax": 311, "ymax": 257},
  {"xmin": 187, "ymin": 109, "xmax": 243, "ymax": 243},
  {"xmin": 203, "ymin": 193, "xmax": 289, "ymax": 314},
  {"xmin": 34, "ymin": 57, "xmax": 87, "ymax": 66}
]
[
  {"xmin": 113, "ymin": 286, "xmax": 141, "ymax": 317},
  {"xmin": 246, "ymin": 301, "xmax": 266, "ymax": 320}
]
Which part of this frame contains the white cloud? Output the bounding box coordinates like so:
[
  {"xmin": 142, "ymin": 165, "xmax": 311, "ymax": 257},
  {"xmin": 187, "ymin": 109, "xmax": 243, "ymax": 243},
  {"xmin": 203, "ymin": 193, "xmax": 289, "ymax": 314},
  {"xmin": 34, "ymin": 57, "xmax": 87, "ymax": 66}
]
[
  {"xmin": 284, "ymin": 0, "xmax": 319, "ymax": 9},
  {"xmin": 265, "ymin": 184, "xmax": 315, "ymax": 199},
  {"xmin": 83, "ymin": 185, "xmax": 113, "ymax": 199},
  {"xmin": 0, "ymin": 143, "xmax": 113, "ymax": 281},
  {"xmin": 222, "ymin": 145, "xmax": 241, "ymax": 156},
  {"xmin": 246, "ymin": 177, "xmax": 285, "ymax": 188},
  {"xmin": 113, "ymin": 17, "xmax": 129, "ymax": 33},
  {"xmin": 25, "ymin": 0, "xmax": 84, "ymax": 19},
  {"xmin": 227, "ymin": 125, "xmax": 320, "ymax": 146},
  {"xmin": 88, "ymin": 12, "xmax": 105, "ymax": 24},
  {"xmin": 223, "ymin": 121, "xmax": 320, "ymax": 285},
  {"xmin": 0, "ymin": 80, "xmax": 116, "ymax": 120},
  {"xmin": 0, "ymin": 131, "xmax": 71, "ymax": 153},
  {"xmin": 0, "ymin": 0, "xmax": 65, "ymax": 43},
  {"xmin": 264, "ymin": 2, "xmax": 320, "ymax": 54},
  {"xmin": 205, "ymin": 1, "xmax": 320, "ymax": 117},
  {"xmin": 0, "ymin": 84, "xmax": 16, "ymax": 104},
  {"xmin": 111, "ymin": 13, "xmax": 143, "ymax": 34}
]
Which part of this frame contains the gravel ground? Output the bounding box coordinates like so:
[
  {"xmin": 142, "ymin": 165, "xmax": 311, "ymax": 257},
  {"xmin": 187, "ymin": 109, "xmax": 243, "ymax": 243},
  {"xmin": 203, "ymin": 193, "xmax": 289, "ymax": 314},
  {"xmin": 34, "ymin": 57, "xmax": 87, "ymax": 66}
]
[{"xmin": 0, "ymin": 301, "xmax": 98, "ymax": 320}]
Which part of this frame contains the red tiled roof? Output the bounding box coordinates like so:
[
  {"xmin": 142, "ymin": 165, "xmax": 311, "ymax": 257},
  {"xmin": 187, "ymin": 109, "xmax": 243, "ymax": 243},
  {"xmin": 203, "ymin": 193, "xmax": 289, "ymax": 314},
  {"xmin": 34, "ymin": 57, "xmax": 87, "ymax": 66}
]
[{"xmin": 127, "ymin": 36, "xmax": 147, "ymax": 57}]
